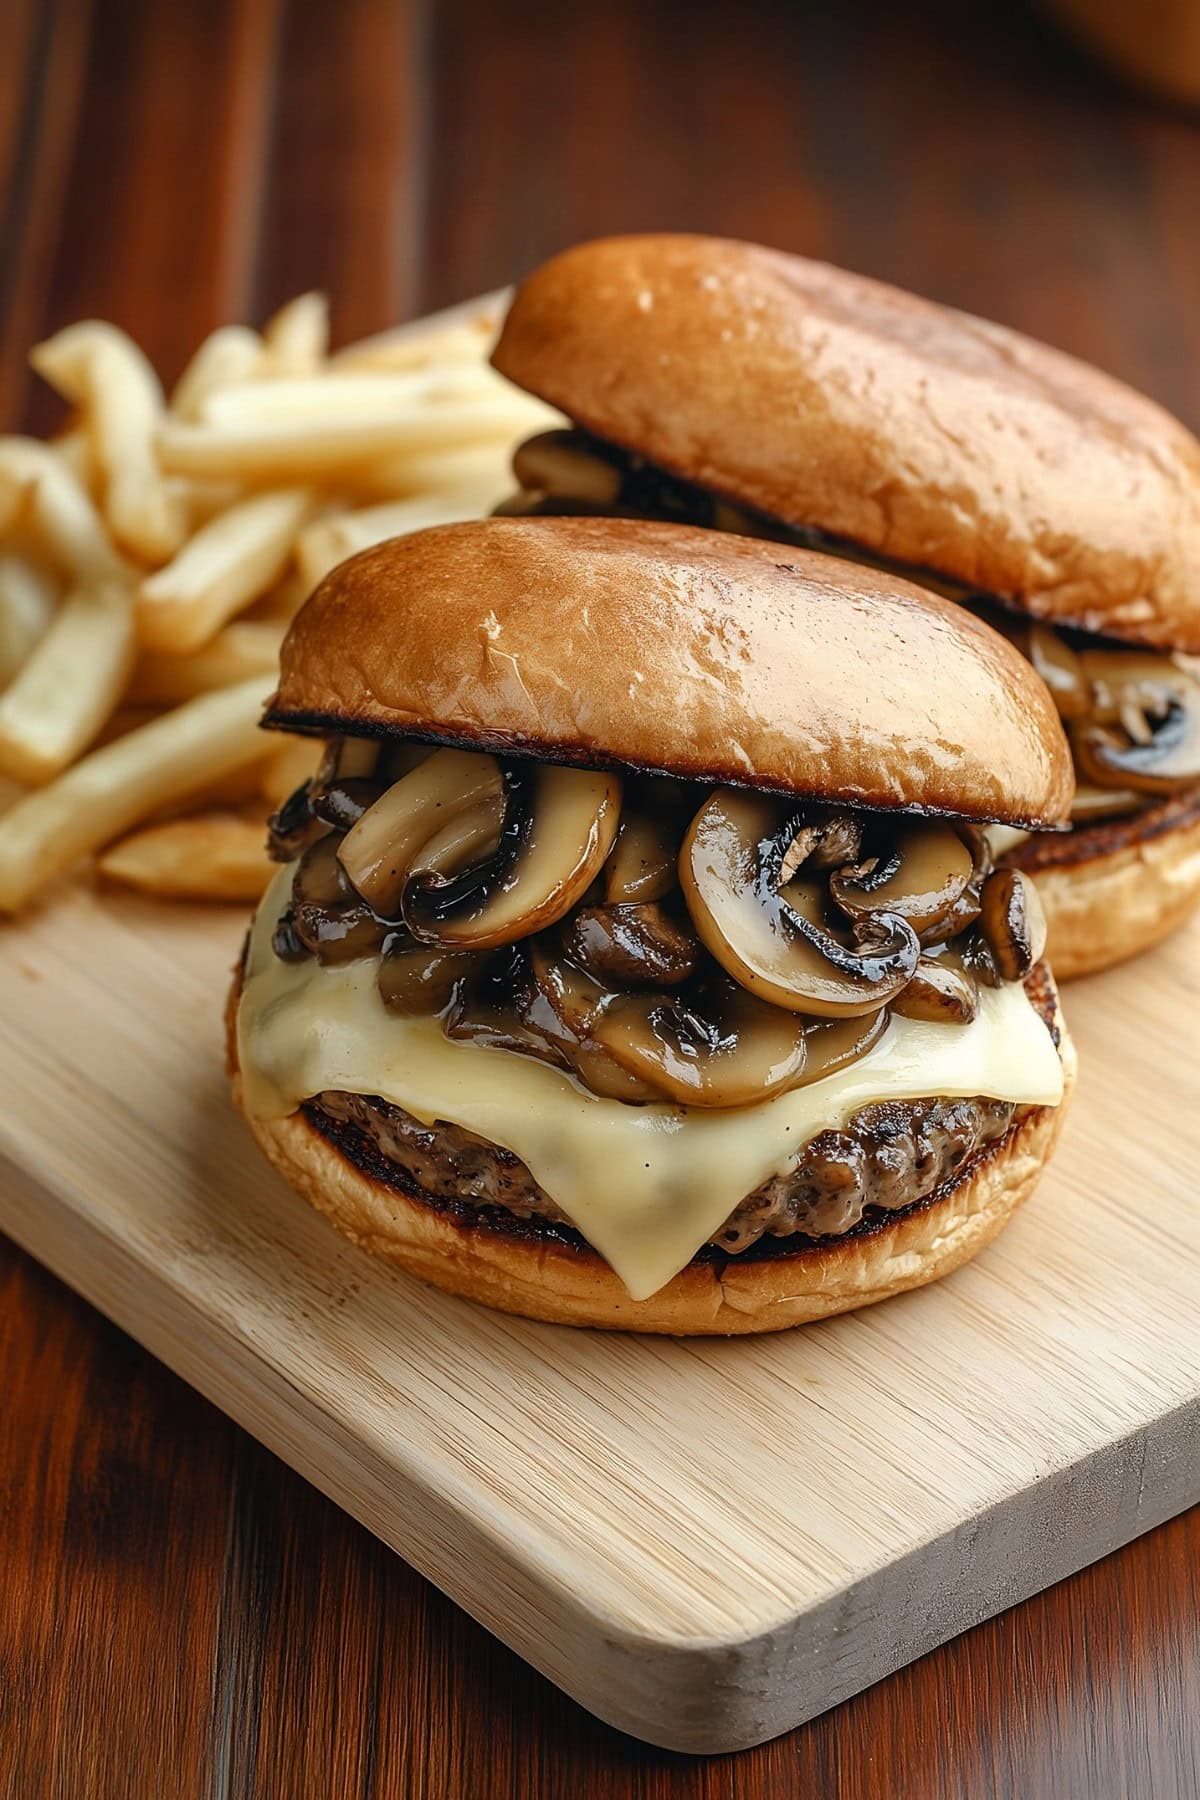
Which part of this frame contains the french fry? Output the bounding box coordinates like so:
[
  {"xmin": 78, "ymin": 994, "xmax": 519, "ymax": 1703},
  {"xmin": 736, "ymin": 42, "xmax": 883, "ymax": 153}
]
[
  {"xmin": 202, "ymin": 365, "xmax": 513, "ymax": 427},
  {"xmin": 338, "ymin": 439, "xmax": 521, "ymax": 502},
  {"xmin": 93, "ymin": 706, "xmax": 165, "ymax": 746},
  {"xmin": 52, "ymin": 426, "xmax": 97, "ymax": 494},
  {"xmin": 332, "ymin": 313, "xmax": 500, "ymax": 372},
  {"xmin": 294, "ymin": 488, "xmax": 503, "ymax": 588},
  {"xmin": 31, "ymin": 322, "xmax": 187, "ymax": 564},
  {"xmin": 177, "ymin": 476, "xmax": 246, "ymax": 529},
  {"xmin": 0, "ymin": 291, "xmax": 555, "ymax": 912},
  {"xmin": 157, "ymin": 384, "xmax": 551, "ymax": 481},
  {"xmin": 137, "ymin": 488, "xmax": 311, "ymax": 652},
  {"xmin": 0, "ymin": 465, "xmax": 27, "ymax": 535},
  {"xmin": 0, "ymin": 579, "xmax": 135, "ymax": 784},
  {"xmin": 98, "ymin": 814, "xmax": 272, "ymax": 901},
  {"xmin": 0, "ymin": 776, "xmax": 25, "ymax": 819},
  {"xmin": 259, "ymin": 734, "xmax": 323, "ymax": 808},
  {"xmin": 173, "ymin": 762, "xmax": 271, "ymax": 813},
  {"xmin": 0, "ymin": 439, "xmax": 128, "ymax": 582},
  {"xmin": 263, "ymin": 292, "xmax": 330, "ymax": 374},
  {"xmin": 0, "ymin": 552, "xmax": 57, "ymax": 688},
  {"xmin": 0, "ymin": 676, "xmax": 270, "ymax": 912},
  {"xmin": 170, "ymin": 325, "xmax": 264, "ymax": 420},
  {"xmin": 127, "ymin": 619, "xmax": 284, "ymax": 706}
]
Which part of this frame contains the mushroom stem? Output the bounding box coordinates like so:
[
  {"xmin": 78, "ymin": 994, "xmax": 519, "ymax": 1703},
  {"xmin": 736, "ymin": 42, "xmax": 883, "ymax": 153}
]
[{"xmin": 979, "ymin": 869, "xmax": 1047, "ymax": 981}]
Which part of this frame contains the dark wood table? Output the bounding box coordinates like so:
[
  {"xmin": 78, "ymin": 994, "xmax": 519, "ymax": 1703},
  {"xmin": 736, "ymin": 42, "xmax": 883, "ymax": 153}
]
[{"xmin": 3, "ymin": 2, "xmax": 1199, "ymax": 1793}]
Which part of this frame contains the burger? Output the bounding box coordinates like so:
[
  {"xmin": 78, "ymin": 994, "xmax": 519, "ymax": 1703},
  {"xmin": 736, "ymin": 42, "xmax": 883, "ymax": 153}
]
[
  {"xmin": 231, "ymin": 516, "xmax": 1075, "ymax": 1334},
  {"xmin": 490, "ymin": 234, "xmax": 1200, "ymax": 979}
]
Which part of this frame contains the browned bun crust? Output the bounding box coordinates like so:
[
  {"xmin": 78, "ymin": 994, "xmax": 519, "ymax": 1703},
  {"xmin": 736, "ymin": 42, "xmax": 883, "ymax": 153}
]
[
  {"xmin": 492, "ymin": 235, "xmax": 1200, "ymax": 652},
  {"xmin": 227, "ymin": 966, "xmax": 1075, "ymax": 1337},
  {"xmin": 1008, "ymin": 787, "xmax": 1200, "ymax": 979},
  {"xmin": 266, "ymin": 517, "xmax": 1072, "ymax": 828}
]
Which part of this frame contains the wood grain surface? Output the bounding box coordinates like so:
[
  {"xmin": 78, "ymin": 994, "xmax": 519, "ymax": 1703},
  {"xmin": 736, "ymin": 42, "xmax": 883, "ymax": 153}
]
[{"xmin": 2, "ymin": 0, "xmax": 1199, "ymax": 1794}]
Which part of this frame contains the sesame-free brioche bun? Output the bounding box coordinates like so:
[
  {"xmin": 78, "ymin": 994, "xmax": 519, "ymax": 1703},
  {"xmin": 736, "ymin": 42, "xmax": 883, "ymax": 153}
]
[
  {"xmin": 227, "ymin": 967, "xmax": 1075, "ymax": 1336},
  {"xmin": 1009, "ymin": 786, "xmax": 1200, "ymax": 980},
  {"xmin": 491, "ymin": 235, "xmax": 1200, "ymax": 652},
  {"xmin": 265, "ymin": 517, "xmax": 1072, "ymax": 828}
]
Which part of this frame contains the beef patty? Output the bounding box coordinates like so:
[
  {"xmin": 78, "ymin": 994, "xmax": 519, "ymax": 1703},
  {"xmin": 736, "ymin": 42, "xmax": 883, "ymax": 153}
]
[
  {"xmin": 297, "ymin": 966, "xmax": 1058, "ymax": 1262},
  {"xmin": 305, "ymin": 1088, "xmax": 1019, "ymax": 1255}
]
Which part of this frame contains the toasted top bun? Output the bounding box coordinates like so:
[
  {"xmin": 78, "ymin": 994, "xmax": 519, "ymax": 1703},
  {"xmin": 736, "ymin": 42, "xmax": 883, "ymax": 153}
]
[
  {"xmin": 266, "ymin": 516, "xmax": 1072, "ymax": 827},
  {"xmin": 491, "ymin": 235, "xmax": 1200, "ymax": 652}
]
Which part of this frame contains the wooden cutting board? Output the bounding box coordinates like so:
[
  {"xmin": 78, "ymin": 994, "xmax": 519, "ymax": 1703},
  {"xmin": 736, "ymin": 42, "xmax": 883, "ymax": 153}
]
[{"xmin": 2, "ymin": 886, "xmax": 1198, "ymax": 1752}]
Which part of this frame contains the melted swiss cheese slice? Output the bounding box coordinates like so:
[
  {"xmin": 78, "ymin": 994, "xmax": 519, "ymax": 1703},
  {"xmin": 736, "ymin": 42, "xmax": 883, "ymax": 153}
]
[{"xmin": 239, "ymin": 868, "xmax": 1064, "ymax": 1299}]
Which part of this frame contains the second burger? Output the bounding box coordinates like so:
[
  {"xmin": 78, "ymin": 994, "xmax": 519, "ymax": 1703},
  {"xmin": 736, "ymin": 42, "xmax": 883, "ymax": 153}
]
[{"xmin": 492, "ymin": 234, "xmax": 1200, "ymax": 978}]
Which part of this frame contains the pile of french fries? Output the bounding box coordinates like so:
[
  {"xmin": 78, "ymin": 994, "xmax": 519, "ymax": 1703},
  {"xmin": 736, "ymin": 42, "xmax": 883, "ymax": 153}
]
[{"xmin": 0, "ymin": 293, "xmax": 557, "ymax": 915}]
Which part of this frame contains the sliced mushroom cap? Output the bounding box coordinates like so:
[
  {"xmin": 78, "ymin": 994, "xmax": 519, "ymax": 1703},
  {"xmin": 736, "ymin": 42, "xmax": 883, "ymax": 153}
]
[
  {"xmin": 957, "ymin": 927, "xmax": 1003, "ymax": 989},
  {"xmin": 1074, "ymin": 699, "xmax": 1200, "ymax": 794},
  {"xmin": 270, "ymin": 736, "xmax": 391, "ymax": 860},
  {"xmin": 565, "ymin": 1044, "xmax": 662, "ymax": 1103},
  {"xmin": 405, "ymin": 764, "xmax": 622, "ymax": 950},
  {"xmin": 442, "ymin": 947, "xmax": 562, "ymax": 1066},
  {"xmin": 559, "ymin": 902, "xmax": 700, "ymax": 987},
  {"xmin": 1079, "ymin": 648, "xmax": 1192, "ymax": 729},
  {"xmin": 337, "ymin": 748, "xmax": 506, "ymax": 915},
  {"xmin": 294, "ymin": 905, "xmax": 390, "ymax": 965},
  {"xmin": 266, "ymin": 779, "xmax": 327, "ymax": 862},
  {"xmin": 525, "ymin": 946, "xmax": 661, "ymax": 1101},
  {"xmin": 829, "ymin": 822, "xmax": 974, "ymax": 934},
  {"xmin": 512, "ymin": 431, "xmax": 624, "ymax": 507},
  {"xmin": 891, "ymin": 957, "xmax": 978, "ymax": 1025},
  {"xmin": 1070, "ymin": 652, "xmax": 1200, "ymax": 794},
  {"xmin": 591, "ymin": 980, "xmax": 809, "ymax": 1108},
  {"xmin": 591, "ymin": 980, "xmax": 886, "ymax": 1109},
  {"xmin": 1028, "ymin": 624, "xmax": 1090, "ymax": 721},
  {"xmin": 377, "ymin": 938, "xmax": 479, "ymax": 1016},
  {"xmin": 291, "ymin": 836, "xmax": 390, "ymax": 964},
  {"xmin": 1073, "ymin": 713, "xmax": 1195, "ymax": 794},
  {"xmin": 954, "ymin": 822, "xmax": 993, "ymax": 881},
  {"xmin": 917, "ymin": 883, "xmax": 985, "ymax": 950},
  {"xmin": 604, "ymin": 804, "xmax": 683, "ymax": 903},
  {"xmin": 527, "ymin": 942, "xmax": 610, "ymax": 1042},
  {"xmin": 293, "ymin": 832, "xmax": 354, "ymax": 909},
  {"xmin": 271, "ymin": 909, "xmax": 308, "ymax": 962},
  {"xmin": 795, "ymin": 1011, "xmax": 889, "ymax": 1085},
  {"xmin": 445, "ymin": 1000, "xmax": 564, "ymax": 1067},
  {"xmin": 979, "ymin": 868, "xmax": 1047, "ymax": 981},
  {"xmin": 681, "ymin": 790, "xmax": 920, "ymax": 1017}
]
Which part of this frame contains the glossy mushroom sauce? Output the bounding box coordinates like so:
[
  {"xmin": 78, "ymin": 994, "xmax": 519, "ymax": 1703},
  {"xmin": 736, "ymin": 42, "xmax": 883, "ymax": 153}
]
[
  {"xmin": 500, "ymin": 429, "xmax": 1200, "ymax": 829},
  {"xmin": 266, "ymin": 734, "xmax": 1051, "ymax": 1252}
]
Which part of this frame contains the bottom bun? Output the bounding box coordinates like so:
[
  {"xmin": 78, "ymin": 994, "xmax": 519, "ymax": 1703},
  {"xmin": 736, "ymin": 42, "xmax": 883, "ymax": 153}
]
[
  {"xmin": 1008, "ymin": 786, "xmax": 1200, "ymax": 981},
  {"xmin": 228, "ymin": 973, "xmax": 1076, "ymax": 1336}
]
